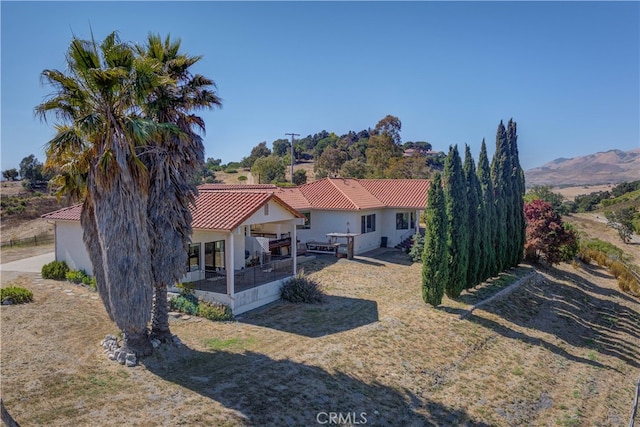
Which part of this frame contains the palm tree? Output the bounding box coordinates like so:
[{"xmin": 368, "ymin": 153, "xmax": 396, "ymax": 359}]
[
  {"xmin": 36, "ymin": 32, "xmax": 172, "ymax": 356},
  {"xmin": 136, "ymin": 34, "xmax": 221, "ymax": 341}
]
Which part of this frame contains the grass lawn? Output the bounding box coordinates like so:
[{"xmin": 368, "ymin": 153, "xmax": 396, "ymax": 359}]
[{"xmin": 2, "ymin": 249, "xmax": 639, "ymax": 426}]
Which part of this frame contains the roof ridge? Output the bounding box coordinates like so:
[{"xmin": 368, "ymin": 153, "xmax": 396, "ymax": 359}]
[
  {"xmin": 327, "ymin": 178, "xmax": 362, "ymax": 210},
  {"xmin": 331, "ymin": 177, "xmax": 385, "ymax": 209}
]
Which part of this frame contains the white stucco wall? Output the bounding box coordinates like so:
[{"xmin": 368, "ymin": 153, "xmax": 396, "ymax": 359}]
[
  {"xmin": 241, "ymin": 199, "xmax": 298, "ymax": 226},
  {"xmin": 379, "ymin": 209, "xmax": 421, "ymax": 247},
  {"xmin": 354, "ymin": 209, "xmax": 383, "ymax": 254},
  {"xmin": 54, "ymin": 221, "xmax": 93, "ymax": 274},
  {"xmin": 297, "ymin": 208, "xmax": 422, "ymax": 254},
  {"xmin": 295, "ymin": 210, "xmax": 356, "ymax": 245},
  {"xmin": 296, "ymin": 209, "xmax": 386, "ymax": 255}
]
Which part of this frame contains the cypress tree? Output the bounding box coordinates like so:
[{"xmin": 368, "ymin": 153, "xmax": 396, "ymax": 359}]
[
  {"xmin": 421, "ymin": 173, "xmax": 448, "ymax": 306},
  {"xmin": 477, "ymin": 139, "xmax": 497, "ymax": 280},
  {"xmin": 443, "ymin": 145, "xmax": 469, "ymax": 298},
  {"xmin": 503, "ymin": 123, "xmax": 517, "ymax": 269},
  {"xmin": 463, "ymin": 144, "xmax": 481, "ymax": 289},
  {"xmin": 491, "ymin": 122, "xmax": 509, "ymax": 273},
  {"xmin": 507, "ymin": 119, "xmax": 526, "ymax": 266}
]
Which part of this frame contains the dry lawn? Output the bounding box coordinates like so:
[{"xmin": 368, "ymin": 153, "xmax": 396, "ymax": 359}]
[{"xmin": 2, "ymin": 245, "xmax": 639, "ymax": 426}]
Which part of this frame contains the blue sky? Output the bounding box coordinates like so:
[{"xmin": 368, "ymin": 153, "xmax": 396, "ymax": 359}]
[{"xmin": 1, "ymin": 1, "xmax": 638, "ymax": 173}]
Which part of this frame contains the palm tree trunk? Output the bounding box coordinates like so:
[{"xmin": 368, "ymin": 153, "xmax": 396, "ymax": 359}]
[
  {"xmin": 147, "ymin": 153, "xmax": 195, "ymax": 341},
  {"xmin": 121, "ymin": 330, "xmax": 153, "ymax": 357},
  {"xmin": 81, "ymin": 198, "xmax": 114, "ymax": 321},
  {"xmin": 87, "ymin": 136, "xmax": 154, "ymax": 357},
  {"xmin": 150, "ymin": 282, "xmax": 172, "ymax": 341}
]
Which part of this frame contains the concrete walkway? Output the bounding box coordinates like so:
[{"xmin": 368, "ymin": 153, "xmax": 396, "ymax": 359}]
[{"xmin": 0, "ymin": 252, "xmax": 55, "ymax": 273}]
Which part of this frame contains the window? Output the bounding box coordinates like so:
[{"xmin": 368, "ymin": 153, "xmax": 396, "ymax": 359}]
[
  {"xmin": 264, "ymin": 203, "xmax": 269, "ymax": 215},
  {"xmin": 361, "ymin": 214, "xmax": 376, "ymax": 233},
  {"xmin": 187, "ymin": 243, "xmax": 201, "ymax": 272},
  {"xmin": 396, "ymin": 213, "xmax": 409, "ymax": 230},
  {"xmin": 410, "ymin": 212, "xmax": 416, "ymax": 229},
  {"xmin": 297, "ymin": 212, "xmax": 312, "ymax": 230},
  {"xmin": 205, "ymin": 240, "xmax": 225, "ymax": 272}
]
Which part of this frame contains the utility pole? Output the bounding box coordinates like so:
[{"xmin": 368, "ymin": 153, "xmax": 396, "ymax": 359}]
[{"xmin": 285, "ymin": 132, "xmax": 299, "ymax": 184}]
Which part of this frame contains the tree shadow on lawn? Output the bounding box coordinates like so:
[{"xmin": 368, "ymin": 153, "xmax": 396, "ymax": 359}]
[
  {"xmin": 549, "ymin": 263, "xmax": 639, "ymax": 305},
  {"xmin": 237, "ymin": 295, "xmax": 379, "ymax": 338},
  {"xmin": 449, "ymin": 266, "xmax": 640, "ymax": 370},
  {"xmin": 142, "ymin": 346, "xmax": 491, "ymax": 426}
]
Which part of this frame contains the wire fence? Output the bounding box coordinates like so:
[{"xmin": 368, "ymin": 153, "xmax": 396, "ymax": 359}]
[{"xmin": 0, "ymin": 234, "xmax": 54, "ymax": 248}]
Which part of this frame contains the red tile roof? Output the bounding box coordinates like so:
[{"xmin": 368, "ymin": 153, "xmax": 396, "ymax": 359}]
[
  {"xmin": 42, "ymin": 192, "xmax": 303, "ymax": 231},
  {"xmin": 41, "ymin": 204, "xmax": 82, "ymax": 221},
  {"xmin": 191, "ymin": 191, "xmax": 302, "ymax": 231},
  {"xmin": 42, "ymin": 179, "xmax": 431, "ymax": 224},
  {"xmin": 274, "ymin": 187, "xmax": 312, "ymax": 210},
  {"xmin": 359, "ymin": 179, "xmax": 431, "ymax": 208},
  {"xmin": 277, "ymin": 178, "xmax": 431, "ymax": 211}
]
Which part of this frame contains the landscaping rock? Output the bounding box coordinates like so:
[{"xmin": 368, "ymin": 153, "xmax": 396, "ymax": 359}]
[{"xmin": 125, "ymin": 353, "xmax": 137, "ymax": 367}]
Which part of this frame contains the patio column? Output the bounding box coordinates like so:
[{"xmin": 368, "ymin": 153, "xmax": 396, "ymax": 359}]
[
  {"xmin": 292, "ymin": 220, "xmax": 297, "ymax": 276},
  {"xmin": 226, "ymin": 233, "xmax": 235, "ymax": 297}
]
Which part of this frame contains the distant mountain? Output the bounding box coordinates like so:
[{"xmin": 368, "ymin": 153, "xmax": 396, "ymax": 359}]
[{"xmin": 525, "ymin": 148, "xmax": 640, "ymax": 187}]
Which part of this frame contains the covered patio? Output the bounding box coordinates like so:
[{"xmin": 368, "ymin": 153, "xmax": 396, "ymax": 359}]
[
  {"xmin": 192, "ymin": 257, "xmax": 294, "ymax": 294},
  {"xmin": 169, "ymin": 190, "xmax": 305, "ymax": 315}
]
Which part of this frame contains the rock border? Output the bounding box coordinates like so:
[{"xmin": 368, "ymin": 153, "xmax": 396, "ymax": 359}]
[{"xmin": 100, "ymin": 334, "xmax": 183, "ymax": 367}]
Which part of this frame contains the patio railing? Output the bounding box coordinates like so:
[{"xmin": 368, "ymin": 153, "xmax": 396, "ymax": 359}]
[
  {"xmin": 235, "ymin": 257, "xmax": 294, "ymax": 290},
  {"xmin": 195, "ymin": 257, "xmax": 294, "ymax": 294}
]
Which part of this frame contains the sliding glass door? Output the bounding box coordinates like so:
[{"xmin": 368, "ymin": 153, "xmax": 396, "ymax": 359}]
[{"xmin": 204, "ymin": 240, "xmax": 225, "ymax": 276}]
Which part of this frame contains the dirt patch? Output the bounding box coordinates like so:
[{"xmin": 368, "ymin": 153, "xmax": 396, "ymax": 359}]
[
  {"xmin": 553, "ymin": 184, "xmax": 615, "ymax": 201},
  {"xmin": 1, "ymin": 243, "xmax": 55, "ymax": 264},
  {"xmin": 2, "ymin": 246, "xmax": 639, "ymax": 426}
]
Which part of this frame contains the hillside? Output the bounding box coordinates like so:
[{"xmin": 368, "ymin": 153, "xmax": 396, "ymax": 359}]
[
  {"xmin": 526, "ymin": 148, "xmax": 640, "ymax": 187},
  {"xmin": 0, "ymin": 182, "xmax": 68, "ymax": 241}
]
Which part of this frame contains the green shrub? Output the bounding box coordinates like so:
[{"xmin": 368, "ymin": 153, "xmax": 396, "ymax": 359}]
[
  {"xmin": 42, "ymin": 260, "xmax": 69, "ymax": 280},
  {"xmin": 169, "ymin": 293, "xmax": 199, "ymax": 315},
  {"xmin": 5, "ymin": 206, "xmax": 25, "ymax": 215},
  {"xmin": 66, "ymin": 269, "xmax": 88, "ymax": 284},
  {"xmin": 82, "ymin": 275, "xmax": 97, "ymax": 290},
  {"xmin": 280, "ymin": 270, "xmax": 325, "ymax": 304},
  {"xmin": 224, "ymin": 168, "xmax": 238, "ymax": 174},
  {"xmin": 175, "ymin": 282, "xmax": 195, "ymax": 295},
  {"xmin": 197, "ymin": 300, "xmax": 234, "ymax": 321},
  {"xmin": 581, "ymin": 239, "xmax": 625, "ymax": 261},
  {"xmin": 1, "ymin": 286, "xmax": 34, "ymax": 304},
  {"xmin": 408, "ymin": 232, "xmax": 424, "ymax": 262},
  {"xmin": 64, "ymin": 269, "xmax": 97, "ymax": 290}
]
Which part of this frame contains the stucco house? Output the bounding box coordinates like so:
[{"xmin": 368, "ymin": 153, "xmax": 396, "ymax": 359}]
[
  {"xmin": 42, "ymin": 190, "xmax": 305, "ymax": 314},
  {"xmin": 43, "ymin": 178, "xmax": 430, "ymax": 314},
  {"xmin": 274, "ymin": 178, "xmax": 430, "ymax": 255},
  {"xmin": 200, "ymin": 178, "xmax": 430, "ymax": 255}
]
